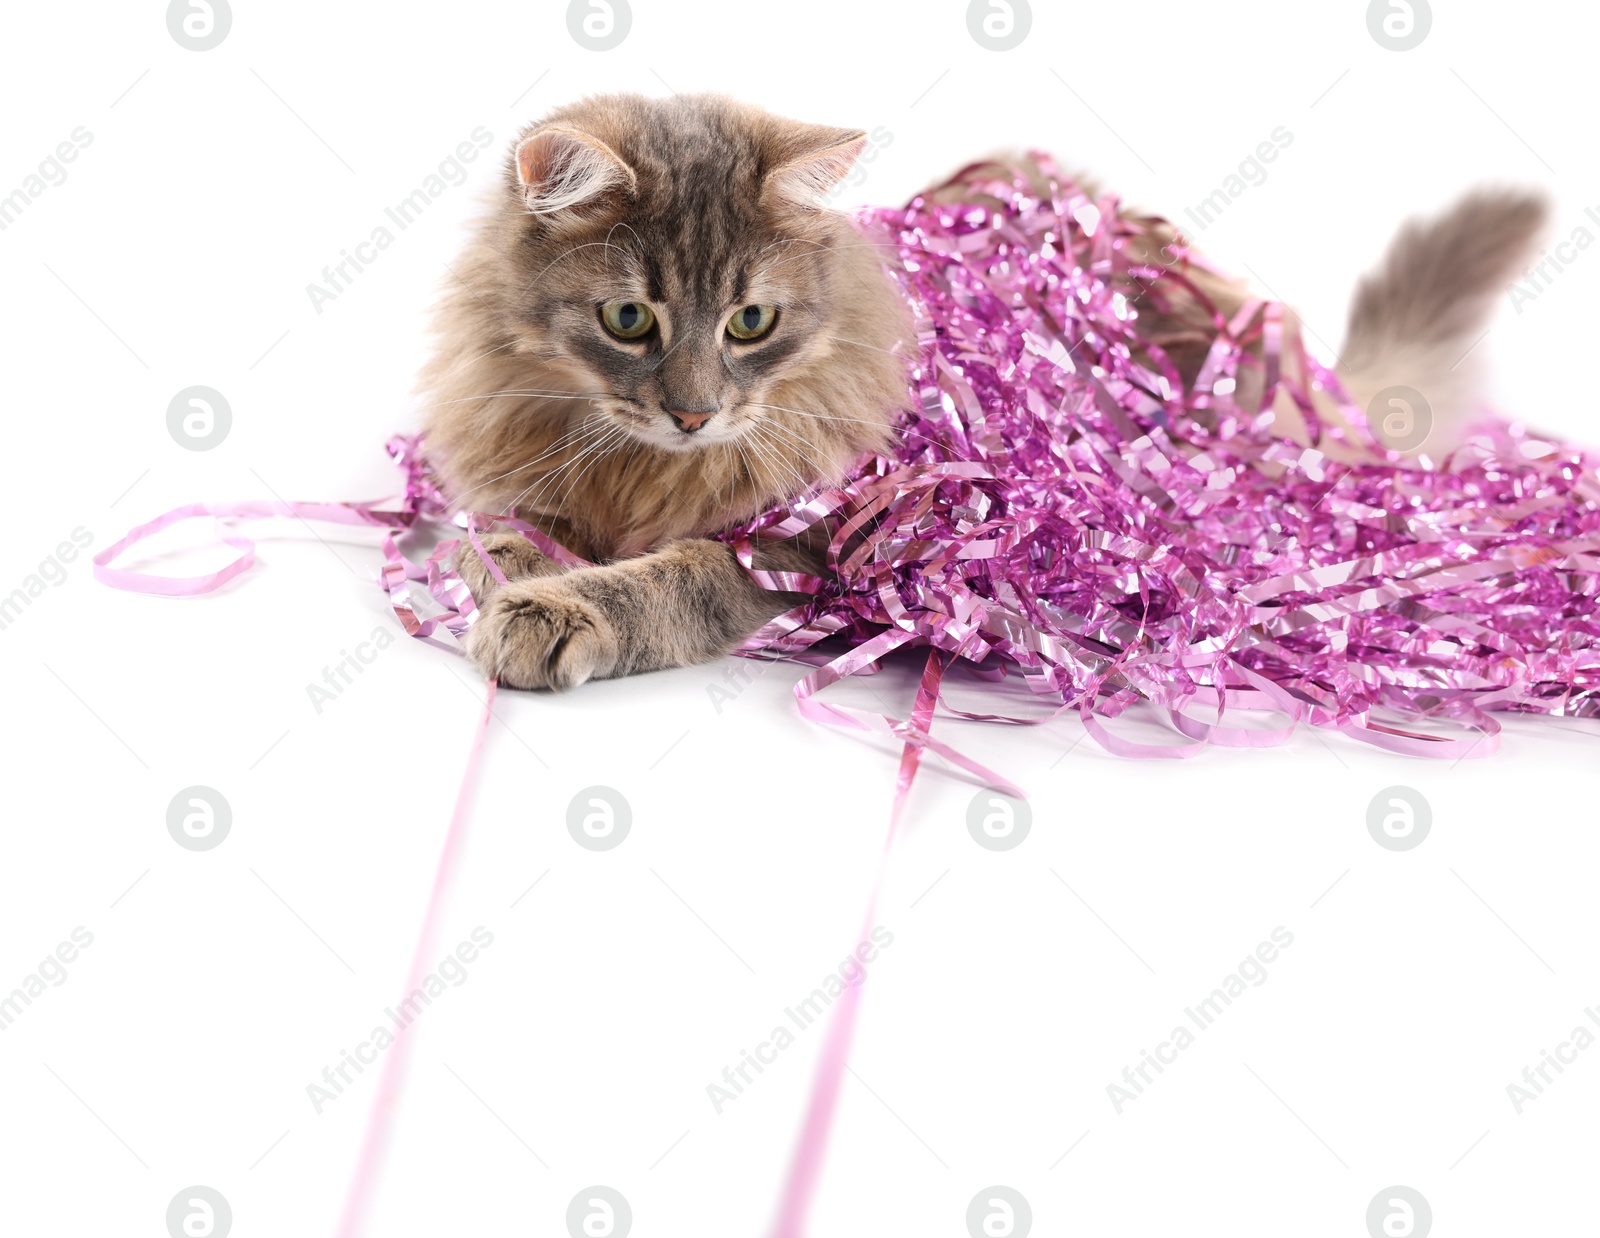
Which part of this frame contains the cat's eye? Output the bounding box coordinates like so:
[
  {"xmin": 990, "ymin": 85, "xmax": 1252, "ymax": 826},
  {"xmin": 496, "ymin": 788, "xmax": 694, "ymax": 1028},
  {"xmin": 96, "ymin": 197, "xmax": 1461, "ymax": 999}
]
[
  {"xmin": 726, "ymin": 304, "xmax": 778, "ymax": 341},
  {"xmin": 600, "ymin": 301, "xmax": 656, "ymax": 340}
]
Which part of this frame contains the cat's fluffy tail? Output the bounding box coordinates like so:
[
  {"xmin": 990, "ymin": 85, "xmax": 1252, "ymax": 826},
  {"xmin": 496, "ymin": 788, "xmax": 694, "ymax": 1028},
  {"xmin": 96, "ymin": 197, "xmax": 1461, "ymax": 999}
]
[{"xmin": 1336, "ymin": 188, "xmax": 1549, "ymax": 453}]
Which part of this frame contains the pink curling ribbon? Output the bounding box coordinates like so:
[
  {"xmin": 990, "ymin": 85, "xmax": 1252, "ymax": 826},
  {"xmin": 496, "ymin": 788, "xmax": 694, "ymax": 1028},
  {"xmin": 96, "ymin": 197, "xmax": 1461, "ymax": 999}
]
[
  {"xmin": 98, "ymin": 154, "xmax": 1600, "ymax": 1234},
  {"xmin": 767, "ymin": 647, "xmax": 946, "ymax": 1238},
  {"xmin": 717, "ymin": 155, "xmax": 1600, "ymax": 763},
  {"xmin": 333, "ymin": 676, "xmax": 498, "ymax": 1238}
]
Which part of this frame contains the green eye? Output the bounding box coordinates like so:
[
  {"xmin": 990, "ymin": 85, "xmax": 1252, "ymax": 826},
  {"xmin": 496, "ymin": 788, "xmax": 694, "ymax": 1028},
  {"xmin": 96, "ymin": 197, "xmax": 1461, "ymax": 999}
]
[
  {"xmin": 726, "ymin": 304, "xmax": 778, "ymax": 341},
  {"xmin": 600, "ymin": 301, "xmax": 655, "ymax": 340}
]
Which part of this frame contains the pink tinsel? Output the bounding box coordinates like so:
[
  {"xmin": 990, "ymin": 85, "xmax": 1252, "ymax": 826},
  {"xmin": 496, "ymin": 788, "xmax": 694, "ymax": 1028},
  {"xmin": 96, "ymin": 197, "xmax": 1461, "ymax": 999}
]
[
  {"xmin": 97, "ymin": 156, "xmax": 1600, "ymax": 763},
  {"xmin": 719, "ymin": 156, "xmax": 1600, "ymax": 759},
  {"xmin": 92, "ymin": 153, "xmax": 1600, "ymax": 1238}
]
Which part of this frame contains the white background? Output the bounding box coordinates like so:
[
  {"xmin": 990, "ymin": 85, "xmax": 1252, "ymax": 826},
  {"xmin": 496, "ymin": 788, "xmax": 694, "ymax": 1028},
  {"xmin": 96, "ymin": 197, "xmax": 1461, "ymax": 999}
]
[{"xmin": 2, "ymin": 2, "xmax": 1597, "ymax": 1235}]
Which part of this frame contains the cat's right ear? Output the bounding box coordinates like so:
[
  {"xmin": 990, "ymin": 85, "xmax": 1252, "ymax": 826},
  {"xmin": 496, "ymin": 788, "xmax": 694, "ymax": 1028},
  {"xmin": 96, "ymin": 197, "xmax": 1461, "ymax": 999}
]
[
  {"xmin": 764, "ymin": 127, "xmax": 869, "ymax": 209},
  {"xmin": 514, "ymin": 126, "xmax": 637, "ymax": 217}
]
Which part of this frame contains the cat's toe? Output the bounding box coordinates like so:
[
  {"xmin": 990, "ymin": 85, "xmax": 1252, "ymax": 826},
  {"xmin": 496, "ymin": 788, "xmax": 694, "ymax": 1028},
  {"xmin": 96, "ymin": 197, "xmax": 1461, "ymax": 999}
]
[
  {"xmin": 468, "ymin": 585, "xmax": 617, "ymax": 689},
  {"xmin": 454, "ymin": 531, "xmax": 557, "ymax": 601}
]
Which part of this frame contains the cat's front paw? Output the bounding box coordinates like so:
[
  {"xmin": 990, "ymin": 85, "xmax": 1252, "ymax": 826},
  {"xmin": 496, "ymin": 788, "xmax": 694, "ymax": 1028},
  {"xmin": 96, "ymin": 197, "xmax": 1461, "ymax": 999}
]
[{"xmin": 466, "ymin": 580, "xmax": 618, "ymax": 690}]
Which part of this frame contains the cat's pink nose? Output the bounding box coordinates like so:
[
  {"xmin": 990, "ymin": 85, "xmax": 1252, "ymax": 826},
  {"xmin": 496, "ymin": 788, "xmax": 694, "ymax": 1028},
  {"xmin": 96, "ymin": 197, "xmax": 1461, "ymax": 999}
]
[{"xmin": 670, "ymin": 410, "xmax": 714, "ymax": 433}]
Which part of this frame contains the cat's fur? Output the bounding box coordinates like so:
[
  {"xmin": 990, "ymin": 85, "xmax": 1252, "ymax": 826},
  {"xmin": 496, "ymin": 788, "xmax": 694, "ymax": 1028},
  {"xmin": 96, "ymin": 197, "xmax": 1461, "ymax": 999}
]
[{"xmin": 420, "ymin": 92, "xmax": 1547, "ymax": 691}]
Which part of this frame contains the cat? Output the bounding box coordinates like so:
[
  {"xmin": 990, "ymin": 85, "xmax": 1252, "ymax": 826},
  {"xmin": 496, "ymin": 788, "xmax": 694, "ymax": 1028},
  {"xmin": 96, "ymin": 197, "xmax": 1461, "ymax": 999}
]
[{"xmin": 419, "ymin": 92, "xmax": 1546, "ymax": 691}]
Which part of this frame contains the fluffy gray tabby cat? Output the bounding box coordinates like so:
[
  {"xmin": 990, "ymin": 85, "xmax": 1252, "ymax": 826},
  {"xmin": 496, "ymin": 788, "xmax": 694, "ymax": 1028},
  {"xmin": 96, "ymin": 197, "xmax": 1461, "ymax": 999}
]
[{"xmin": 421, "ymin": 92, "xmax": 1545, "ymax": 691}]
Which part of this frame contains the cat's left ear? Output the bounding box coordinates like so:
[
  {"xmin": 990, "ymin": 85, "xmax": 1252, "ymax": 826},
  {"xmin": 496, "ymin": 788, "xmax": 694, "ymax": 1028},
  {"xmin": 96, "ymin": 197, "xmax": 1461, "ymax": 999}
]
[{"xmin": 764, "ymin": 126, "xmax": 868, "ymax": 208}]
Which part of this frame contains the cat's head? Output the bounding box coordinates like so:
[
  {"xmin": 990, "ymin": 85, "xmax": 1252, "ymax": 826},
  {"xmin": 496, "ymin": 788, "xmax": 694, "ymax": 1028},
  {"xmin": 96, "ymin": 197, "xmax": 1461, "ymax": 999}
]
[{"xmin": 487, "ymin": 93, "xmax": 910, "ymax": 456}]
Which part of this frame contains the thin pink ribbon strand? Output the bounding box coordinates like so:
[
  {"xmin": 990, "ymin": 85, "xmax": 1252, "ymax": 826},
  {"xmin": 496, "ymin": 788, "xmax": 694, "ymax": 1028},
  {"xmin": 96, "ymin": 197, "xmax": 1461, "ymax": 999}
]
[
  {"xmin": 767, "ymin": 649, "xmax": 947, "ymax": 1237},
  {"xmin": 332, "ymin": 676, "xmax": 498, "ymax": 1238}
]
